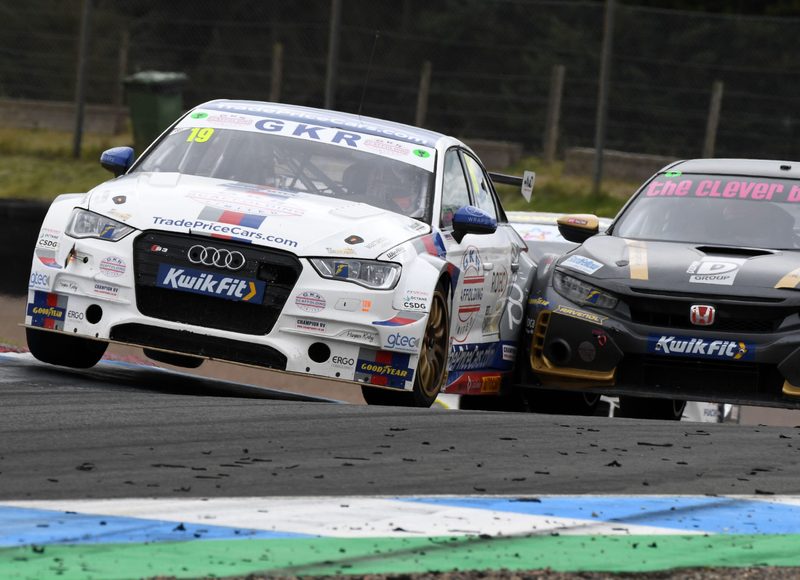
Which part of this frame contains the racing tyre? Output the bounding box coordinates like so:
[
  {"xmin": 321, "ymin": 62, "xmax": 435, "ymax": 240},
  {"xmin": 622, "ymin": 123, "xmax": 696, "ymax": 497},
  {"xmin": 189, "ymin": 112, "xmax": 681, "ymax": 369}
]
[
  {"xmin": 619, "ymin": 396, "xmax": 686, "ymax": 420},
  {"xmin": 362, "ymin": 281, "xmax": 450, "ymax": 407},
  {"xmin": 26, "ymin": 328, "xmax": 107, "ymax": 369}
]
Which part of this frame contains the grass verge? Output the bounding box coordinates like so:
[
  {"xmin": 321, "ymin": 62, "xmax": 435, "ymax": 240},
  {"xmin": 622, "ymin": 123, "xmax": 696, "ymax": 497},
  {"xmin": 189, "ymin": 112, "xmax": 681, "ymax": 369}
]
[
  {"xmin": 495, "ymin": 157, "xmax": 640, "ymax": 218},
  {"xmin": 0, "ymin": 128, "xmax": 129, "ymax": 200},
  {"xmin": 0, "ymin": 128, "xmax": 643, "ymax": 215}
]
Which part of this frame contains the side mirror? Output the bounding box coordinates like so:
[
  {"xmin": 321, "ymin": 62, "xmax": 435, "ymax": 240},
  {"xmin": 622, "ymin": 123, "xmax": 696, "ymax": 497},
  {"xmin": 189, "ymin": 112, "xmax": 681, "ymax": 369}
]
[
  {"xmin": 100, "ymin": 146, "xmax": 135, "ymax": 177},
  {"xmin": 557, "ymin": 214, "xmax": 600, "ymax": 244},
  {"xmin": 452, "ymin": 206, "xmax": 497, "ymax": 243}
]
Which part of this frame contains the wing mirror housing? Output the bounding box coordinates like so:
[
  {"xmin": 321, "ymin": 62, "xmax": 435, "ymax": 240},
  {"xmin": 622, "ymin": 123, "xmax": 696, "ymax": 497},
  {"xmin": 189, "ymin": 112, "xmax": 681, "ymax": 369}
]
[
  {"xmin": 557, "ymin": 214, "xmax": 600, "ymax": 244},
  {"xmin": 100, "ymin": 146, "xmax": 135, "ymax": 177},
  {"xmin": 452, "ymin": 206, "xmax": 497, "ymax": 243}
]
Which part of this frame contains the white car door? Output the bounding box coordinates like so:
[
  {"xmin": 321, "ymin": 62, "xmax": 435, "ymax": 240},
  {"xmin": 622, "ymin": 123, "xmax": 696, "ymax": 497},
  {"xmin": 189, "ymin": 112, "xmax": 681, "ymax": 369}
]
[
  {"xmin": 460, "ymin": 152, "xmax": 514, "ymax": 342},
  {"xmin": 438, "ymin": 149, "xmax": 514, "ymax": 373}
]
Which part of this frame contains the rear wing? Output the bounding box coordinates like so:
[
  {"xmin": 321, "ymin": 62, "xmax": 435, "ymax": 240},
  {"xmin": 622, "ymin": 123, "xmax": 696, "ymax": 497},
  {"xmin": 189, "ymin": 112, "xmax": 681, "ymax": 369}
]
[{"xmin": 489, "ymin": 170, "xmax": 535, "ymax": 202}]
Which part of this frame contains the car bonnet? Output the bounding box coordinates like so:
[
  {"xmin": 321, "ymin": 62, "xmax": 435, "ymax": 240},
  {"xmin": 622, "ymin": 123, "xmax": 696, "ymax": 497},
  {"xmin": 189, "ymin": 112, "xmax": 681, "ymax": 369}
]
[
  {"xmin": 85, "ymin": 173, "xmax": 430, "ymax": 259},
  {"xmin": 557, "ymin": 235, "xmax": 800, "ymax": 297}
]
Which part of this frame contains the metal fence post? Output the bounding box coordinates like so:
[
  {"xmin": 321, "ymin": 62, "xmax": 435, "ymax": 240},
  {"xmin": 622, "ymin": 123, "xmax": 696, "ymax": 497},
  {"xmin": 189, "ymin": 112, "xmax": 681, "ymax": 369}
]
[
  {"xmin": 324, "ymin": 0, "xmax": 341, "ymax": 109},
  {"xmin": 592, "ymin": 0, "xmax": 615, "ymax": 196},
  {"xmin": 72, "ymin": 0, "xmax": 92, "ymax": 159},
  {"xmin": 415, "ymin": 60, "xmax": 432, "ymax": 127},
  {"xmin": 113, "ymin": 29, "xmax": 129, "ymax": 107},
  {"xmin": 543, "ymin": 64, "xmax": 565, "ymax": 164},
  {"xmin": 703, "ymin": 80, "xmax": 724, "ymax": 158},
  {"xmin": 270, "ymin": 41, "xmax": 284, "ymax": 102}
]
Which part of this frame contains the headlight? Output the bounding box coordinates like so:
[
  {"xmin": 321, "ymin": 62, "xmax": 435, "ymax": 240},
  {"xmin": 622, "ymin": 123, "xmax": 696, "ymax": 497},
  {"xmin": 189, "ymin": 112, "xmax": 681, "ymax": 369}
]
[
  {"xmin": 553, "ymin": 270, "xmax": 618, "ymax": 309},
  {"xmin": 310, "ymin": 258, "xmax": 401, "ymax": 290},
  {"xmin": 66, "ymin": 208, "xmax": 135, "ymax": 241}
]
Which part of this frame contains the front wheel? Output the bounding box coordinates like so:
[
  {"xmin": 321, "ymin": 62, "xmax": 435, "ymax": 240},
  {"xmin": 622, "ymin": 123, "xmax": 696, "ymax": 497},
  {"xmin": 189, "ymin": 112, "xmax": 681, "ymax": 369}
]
[
  {"xmin": 26, "ymin": 328, "xmax": 107, "ymax": 368},
  {"xmin": 618, "ymin": 395, "xmax": 686, "ymax": 420},
  {"xmin": 362, "ymin": 280, "xmax": 450, "ymax": 407}
]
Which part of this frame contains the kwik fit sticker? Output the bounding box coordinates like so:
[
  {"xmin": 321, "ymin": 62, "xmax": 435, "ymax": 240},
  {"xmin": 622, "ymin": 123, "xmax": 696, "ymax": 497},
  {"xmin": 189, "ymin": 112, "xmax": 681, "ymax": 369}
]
[{"xmin": 648, "ymin": 334, "xmax": 753, "ymax": 361}]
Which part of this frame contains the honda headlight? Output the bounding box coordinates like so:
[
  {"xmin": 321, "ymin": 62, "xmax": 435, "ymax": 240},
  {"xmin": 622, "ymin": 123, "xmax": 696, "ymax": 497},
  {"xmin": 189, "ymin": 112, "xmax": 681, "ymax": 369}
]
[
  {"xmin": 553, "ymin": 270, "xmax": 618, "ymax": 309},
  {"xmin": 66, "ymin": 208, "xmax": 135, "ymax": 241},
  {"xmin": 310, "ymin": 258, "xmax": 401, "ymax": 290}
]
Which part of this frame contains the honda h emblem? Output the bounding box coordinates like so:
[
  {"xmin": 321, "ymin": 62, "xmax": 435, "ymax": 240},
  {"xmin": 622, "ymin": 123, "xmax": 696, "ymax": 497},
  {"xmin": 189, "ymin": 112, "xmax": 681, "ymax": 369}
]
[{"xmin": 690, "ymin": 304, "xmax": 715, "ymax": 326}]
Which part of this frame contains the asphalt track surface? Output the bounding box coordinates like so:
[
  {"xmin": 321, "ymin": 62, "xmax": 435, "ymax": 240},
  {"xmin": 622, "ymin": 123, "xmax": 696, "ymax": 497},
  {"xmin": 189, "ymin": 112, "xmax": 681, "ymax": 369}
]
[
  {"xmin": 6, "ymin": 355, "xmax": 800, "ymax": 578},
  {"xmin": 3, "ymin": 354, "xmax": 800, "ymax": 500}
]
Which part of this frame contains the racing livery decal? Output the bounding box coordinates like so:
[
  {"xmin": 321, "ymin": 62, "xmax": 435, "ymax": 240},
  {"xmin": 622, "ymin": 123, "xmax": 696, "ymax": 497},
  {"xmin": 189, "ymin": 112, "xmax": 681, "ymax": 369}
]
[
  {"xmin": 561, "ymin": 255, "xmax": 603, "ymax": 275},
  {"xmin": 221, "ymin": 181, "xmax": 299, "ymax": 199},
  {"xmin": 155, "ymin": 264, "xmax": 265, "ymax": 302},
  {"xmin": 645, "ymin": 177, "xmax": 793, "ymax": 201},
  {"xmin": 412, "ymin": 232, "xmax": 447, "ymax": 259},
  {"xmin": 190, "ymin": 189, "xmax": 305, "ymax": 218},
  {"xmin": 448, "ymin": 341, "xmax": 515, "ymax": 372},
  {"xmin": 295, "ymin": 291, "xmax": 326, "ymax": 312},
  {"xmin": 373, "ymin": 312, "xmax": 425, "ymax": 326},
  {"xmin": 648, "ymin": 334, "xmax": 754, "ymax": 361},
  {"xmin": 27, "ymin": 291, "xmax": 68, "ymax": 330},
  {"xmin": 454, "ymin": 246, "xmax": 484, "ymax": 342},
  {"xmin": 625, "ymin": 240, "xmax": 649, "ymax": 281},
  {"xmin": 99, "ymin": 256, "xmax": 126, "ymax": 278},
  {"xmin": 197, "ymin": 206, "xmax": 266, "ymax": 229},
  {"xmin": 355, "ymin": 349, "xmax": 413, "ymax": 389},
  {"xmin": 686, "ymin": 257, "xmax": 746, "ymax": 286},
  {"xmin": 56, "ymin": 278, "xmax": 80, "ymax": 294},
  {"xmin": 35, "ymin": 228, "xmax": 62, "ymax": 269},
  {"xmin": 36, "ymin": 254, "xmax": 62, "ymax": 269},
  {"xmin": 402, "ymin": 289, "xmax": 429, "ymax": 311},
  {"xmin": 93, "ymin": 282, "xmax": 120, "ymax": 298},
  {"xmin": 330, "ymin": 353, "xmax": 356, "ymax": 369},
  {"xmin": 384, "ymin": 331, "xmax": 420, "ymax": 353},
  {"xmin": 555, "ymin": 305, "xmax": 607, "ymax": 325},
  {"xmin": 296, "ymin": 319, "xmax": 326, "ymax": 333},
  {"xmin": 336, "ymin": 329, "xmax": 378, "ymax": 345},
  {"xmin": 444, "ymin": 370, "xmax": 507, "ymax": 394},
  {"xmin": 182, "ymin": 109, "xmax": 437, "ymax": 171},
  {"xmin": 29, "ymin": 271, "xmax": 51, "ymax": 291},
  {"xmin": 150, "ymin": 217, "xmax": 298, "ymax": 248},
  {"xmin": 775, "ymin": 266, "xmax": 800, "ymax": 289}
]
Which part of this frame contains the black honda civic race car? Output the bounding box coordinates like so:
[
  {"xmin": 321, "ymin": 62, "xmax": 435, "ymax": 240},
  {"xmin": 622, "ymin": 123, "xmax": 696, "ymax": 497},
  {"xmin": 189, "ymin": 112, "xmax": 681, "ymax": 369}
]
[{"xmin": 518, "ymin": 158, "xmax": 800, "ymax": 419}]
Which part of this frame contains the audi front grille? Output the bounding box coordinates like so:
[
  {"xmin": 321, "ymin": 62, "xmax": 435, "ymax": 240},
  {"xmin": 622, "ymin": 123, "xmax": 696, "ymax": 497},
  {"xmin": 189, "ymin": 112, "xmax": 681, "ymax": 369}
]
[{"xmin": 133, "ymin": 231, "xmax": 302, "ymax": 335}]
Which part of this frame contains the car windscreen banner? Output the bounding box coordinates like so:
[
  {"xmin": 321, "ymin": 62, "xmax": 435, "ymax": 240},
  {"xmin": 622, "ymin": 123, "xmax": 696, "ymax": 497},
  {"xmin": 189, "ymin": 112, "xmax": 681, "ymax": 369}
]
[
  {"xmin": 176, "ymin": 109, "xmax": 436, "ymax": 173},
  {"xmin": 615, "ymin": 173, "xmax": 800, "ymax": 249},
  {"xmin": 644, "ymin": 174, "xmax": 800, "ymax": 203}
]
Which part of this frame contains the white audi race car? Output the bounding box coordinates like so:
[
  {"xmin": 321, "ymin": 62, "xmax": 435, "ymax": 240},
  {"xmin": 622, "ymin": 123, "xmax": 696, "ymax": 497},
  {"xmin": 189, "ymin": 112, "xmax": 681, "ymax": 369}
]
[{"xmin": 25, "ymin": 100, "xmax": 534, "ymax": 407}]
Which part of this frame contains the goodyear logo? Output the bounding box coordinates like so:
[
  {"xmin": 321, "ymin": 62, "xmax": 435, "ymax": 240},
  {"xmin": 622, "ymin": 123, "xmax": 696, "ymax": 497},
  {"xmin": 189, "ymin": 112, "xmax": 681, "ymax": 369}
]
[
  {"xmin": 29, "ymin": 306, "xmax": 65, "ymax": 320},
  {"xmin": 357, "ymin": 361, "xmax": 409, "ymax": 378},
  {"xmin": 528, "ymin": 296, "xmax": 550, "ymax": 307}
]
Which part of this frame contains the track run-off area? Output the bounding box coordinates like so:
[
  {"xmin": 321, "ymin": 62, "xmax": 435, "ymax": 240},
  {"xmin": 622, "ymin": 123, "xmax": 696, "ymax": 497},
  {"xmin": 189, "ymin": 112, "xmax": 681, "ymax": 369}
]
[{"xmin": 2, "ymin": 351, "xmax": 800, "ymax": 578}]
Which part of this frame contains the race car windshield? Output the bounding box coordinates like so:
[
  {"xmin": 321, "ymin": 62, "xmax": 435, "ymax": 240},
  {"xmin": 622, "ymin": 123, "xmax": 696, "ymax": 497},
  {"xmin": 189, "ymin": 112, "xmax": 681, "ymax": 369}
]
[
  {"xmin": 613, "ymin": 174, "xmax": 800, "ymax": 250},
  {"xmin": 133, "ymin": 126, "xmax": 435, "ymax": 220}
]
